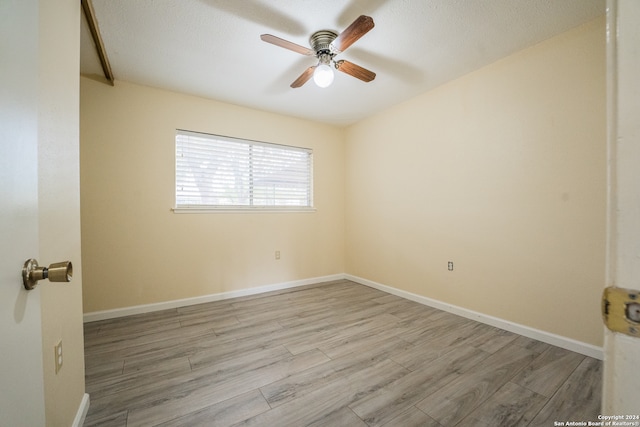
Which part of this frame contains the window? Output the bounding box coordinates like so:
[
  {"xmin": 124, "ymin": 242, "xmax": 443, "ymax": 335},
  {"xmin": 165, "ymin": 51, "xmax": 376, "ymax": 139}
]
[{"xmin": 175, "ymin": 130, "xmax": 313, "ymax": 211}]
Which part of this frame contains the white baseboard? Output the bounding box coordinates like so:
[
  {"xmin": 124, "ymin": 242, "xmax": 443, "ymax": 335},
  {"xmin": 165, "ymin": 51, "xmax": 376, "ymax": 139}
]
[
  {"xmin": 345, "ymin": 274, "xmax": 604, "ymax": 360},
  {"xmin": 83, "ymin": 272, "xmax": 603, "ymax": 360},
  {"xmin": 83, "ymin": 274, "xmax": 345, "ymax": 323},
  {"xmin": 72, "ymin": 393, "xmax": 90, "ymax": 427}
]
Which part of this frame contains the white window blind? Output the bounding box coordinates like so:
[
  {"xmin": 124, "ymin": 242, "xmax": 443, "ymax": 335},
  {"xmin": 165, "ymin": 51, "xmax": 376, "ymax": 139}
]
[{"xmin": 176, "ymin": 130, "xmax": 313, "ymax": 210}]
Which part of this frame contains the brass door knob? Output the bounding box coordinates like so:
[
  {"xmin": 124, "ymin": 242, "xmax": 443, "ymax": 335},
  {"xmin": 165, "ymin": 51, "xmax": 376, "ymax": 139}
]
[{"xmin": 22, "ymin": 259, "xmax": 73, "ymax": 290}]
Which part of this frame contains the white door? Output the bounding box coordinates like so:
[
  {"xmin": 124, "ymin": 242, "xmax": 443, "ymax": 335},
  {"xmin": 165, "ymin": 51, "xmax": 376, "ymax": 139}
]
[
  {"xmin": 603, "ymin": 0, "xmax": 640, "ymax": 414},
  {"xmin": 0, "ymin": 1, "xmax": 47, "ymax": 425}
]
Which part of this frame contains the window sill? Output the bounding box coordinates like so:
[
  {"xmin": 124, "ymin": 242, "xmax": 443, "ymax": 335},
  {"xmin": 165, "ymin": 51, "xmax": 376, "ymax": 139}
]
[{"xmin": 172, "ymin": 206, "xmax": 317, "ymax": 214}]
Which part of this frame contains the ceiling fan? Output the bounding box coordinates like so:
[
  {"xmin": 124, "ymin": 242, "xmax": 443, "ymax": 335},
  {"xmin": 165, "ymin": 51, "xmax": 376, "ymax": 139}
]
[{"xmin": 260, "ymin": 15, "xmax": 376, "ymax": 88}]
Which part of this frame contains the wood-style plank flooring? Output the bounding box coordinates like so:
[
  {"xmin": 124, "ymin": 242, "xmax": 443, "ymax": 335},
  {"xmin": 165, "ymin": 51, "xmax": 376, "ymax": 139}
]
[{"xmin": 83, "ymin": 280, "xmax": 601, "ymax": 426}]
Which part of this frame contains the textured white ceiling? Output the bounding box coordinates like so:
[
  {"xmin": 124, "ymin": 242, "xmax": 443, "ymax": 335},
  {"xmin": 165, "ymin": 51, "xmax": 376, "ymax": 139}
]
[{"xmin": 80, "ymin": 0, "xmax": 605, "ymax": 126}]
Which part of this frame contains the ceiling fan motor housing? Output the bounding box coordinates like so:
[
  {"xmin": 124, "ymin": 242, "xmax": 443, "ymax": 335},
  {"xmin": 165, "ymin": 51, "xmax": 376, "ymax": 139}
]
[{"xmin": 309, "ymin": 30, "xmax": 338, "ymax": 56}]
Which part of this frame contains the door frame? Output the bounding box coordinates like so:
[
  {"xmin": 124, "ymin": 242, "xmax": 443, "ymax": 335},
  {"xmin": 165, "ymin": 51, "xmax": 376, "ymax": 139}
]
[{"xmin": 602, "ymin": 0, "xmax": 640, "ymax": 414}]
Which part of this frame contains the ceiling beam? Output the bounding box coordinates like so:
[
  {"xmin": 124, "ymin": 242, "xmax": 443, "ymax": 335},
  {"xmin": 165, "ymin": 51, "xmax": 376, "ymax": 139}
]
[{"xmin": 81, "ymin": 0, "xmax": 114, "ymax": 85}]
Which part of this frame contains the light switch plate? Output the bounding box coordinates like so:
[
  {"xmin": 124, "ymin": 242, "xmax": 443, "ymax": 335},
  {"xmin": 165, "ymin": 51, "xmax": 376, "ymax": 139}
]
[{"xmin": 54, "ymin": 340, "xmax": 63, "ymax": 374}]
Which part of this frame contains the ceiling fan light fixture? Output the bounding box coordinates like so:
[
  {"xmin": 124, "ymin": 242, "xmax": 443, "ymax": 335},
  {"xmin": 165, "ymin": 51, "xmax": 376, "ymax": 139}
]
[
  {"xmin": 313, "ymin": 62, "xmax": 334, "ymax": 88},
  {"xmin": 260, "ymin": 17, "xmax": 375, "ymax": 89}
]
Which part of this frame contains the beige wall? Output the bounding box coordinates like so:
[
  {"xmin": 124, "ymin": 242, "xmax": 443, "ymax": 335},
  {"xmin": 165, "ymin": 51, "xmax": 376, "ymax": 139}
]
[
  {"xmin": 80, "ymin": 79, "xmax": 345, "ymax": 313},
  {"xmin": 345, "ymin": 18, "xmax": 606, "ymax": 346},
  {"xmin": 39, "ymin": 0, "xmax": 86, "ymax": 425}
]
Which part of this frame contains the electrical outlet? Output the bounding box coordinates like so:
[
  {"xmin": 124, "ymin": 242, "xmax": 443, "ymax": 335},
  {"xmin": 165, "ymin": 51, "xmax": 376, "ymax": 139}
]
[
  {"xmin": 275, "ymin": 250, "xmax": 280, "ymax": 260},
  {"xmin": 54, "ymin": 340, "xmax": 63, "ymax": 374},
  {"xmin": 448, "ymin": 261, "xmax": 454, "ymax": 271}
]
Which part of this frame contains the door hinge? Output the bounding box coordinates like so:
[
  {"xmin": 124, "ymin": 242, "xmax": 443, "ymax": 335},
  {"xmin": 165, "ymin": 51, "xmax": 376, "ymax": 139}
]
[{"xmin": 602, "ymin": 286, "xmax": 640, "ymax": 337}]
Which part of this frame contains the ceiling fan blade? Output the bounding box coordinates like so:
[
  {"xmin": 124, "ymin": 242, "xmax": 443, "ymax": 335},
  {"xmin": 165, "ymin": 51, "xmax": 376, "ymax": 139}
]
[
  {"xmin": 335, "ymin": 60, "xmax": 376, "ymax": 82},
  {"xmin": 291, "ymin": 66, "xmax": 316, "ymax": 88},
  {"xmin": 260, "ymin": 34, "xmax": 314, "ymax": 56},
  {"xmin": 331, "ymin": 15, "xmax": 374, "ymax": 53}
]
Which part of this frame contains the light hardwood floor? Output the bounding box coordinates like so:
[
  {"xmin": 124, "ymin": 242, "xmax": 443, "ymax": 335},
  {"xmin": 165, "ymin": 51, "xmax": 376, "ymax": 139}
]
[{"xmin": 83, "ymin": 280, "xmax": 602, "ymax": 426}]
